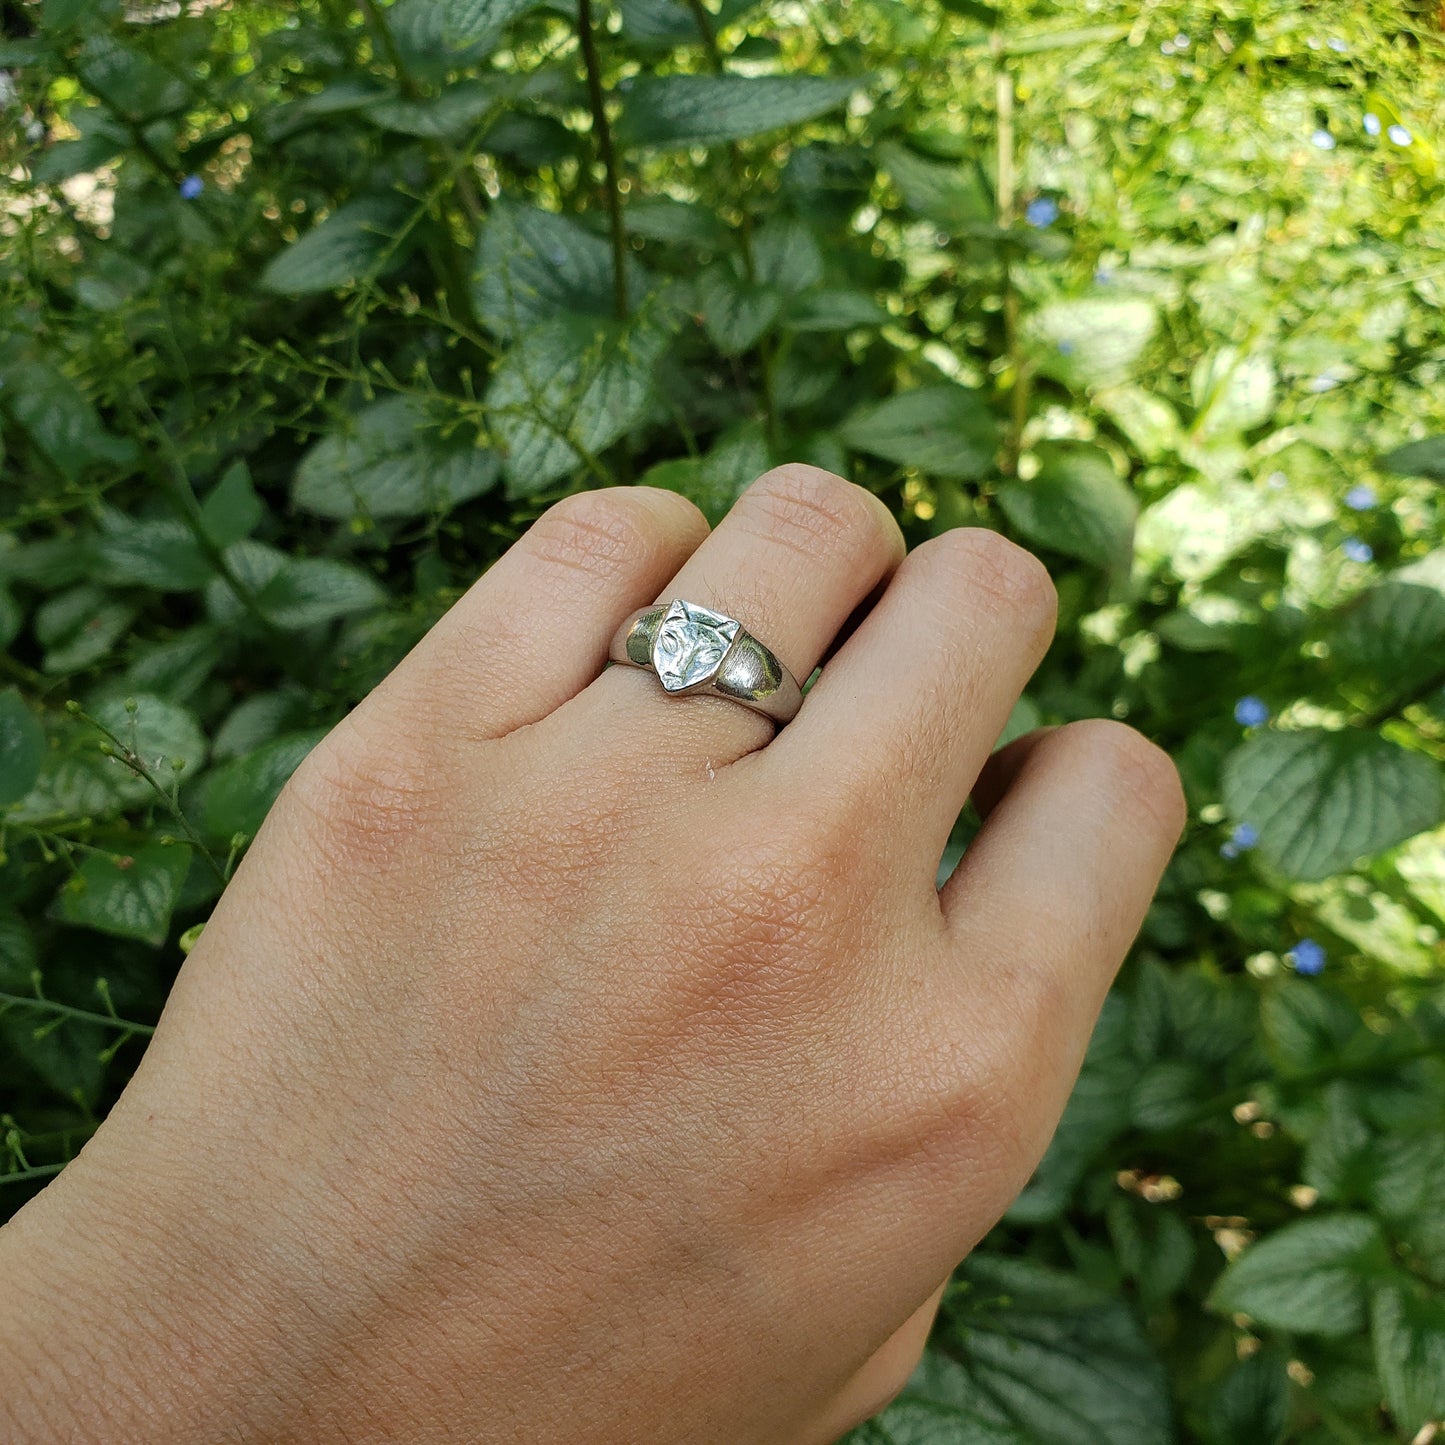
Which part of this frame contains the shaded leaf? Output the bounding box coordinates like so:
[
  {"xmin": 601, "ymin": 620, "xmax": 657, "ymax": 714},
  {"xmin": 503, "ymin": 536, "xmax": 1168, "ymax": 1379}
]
[
  {"xmin": 1371, "ymin": 1285, "xmax": 1445, "ymax": 1433},
  {"xmin": 488, "ymin": 316, "xmax": 667, "ymax": 493},
  {"xmin": 1026, "ymin": 297, "xmax": 1158, "ymax": 388},
  {"xmin": 0, "ymin": 689, "xmax": 46, "ymax": 808},
  {"xmin": 50, "ymin": 841, "xmax": 192, "ymax": 946},
  {"xmin": 294, "ymin": 396, "xmax": 499, "ymax": 520},
  {"xmin": 839, "ymin": 385, "xmax": 997, "ymax": 480},
  {"xmin": 997, "ymin": 442, "xmax": 1137, "ymax": 568},
  {"xmin": 1378, "ymin": 435, "xmax": 1445, "ymax": 483},
  {"xmin": 260, "ymin": 197, "xmax": 410, "ymax": 296},
  {"xmin": 617, "ymin": 74, "xmax": 864, "ymax": 150}
]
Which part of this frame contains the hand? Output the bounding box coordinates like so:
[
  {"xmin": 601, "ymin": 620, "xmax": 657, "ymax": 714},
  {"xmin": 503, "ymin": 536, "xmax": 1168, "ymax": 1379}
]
[{"xmin": 0, "ymin": 466, "xmax": 1184, "ymax": 1444}]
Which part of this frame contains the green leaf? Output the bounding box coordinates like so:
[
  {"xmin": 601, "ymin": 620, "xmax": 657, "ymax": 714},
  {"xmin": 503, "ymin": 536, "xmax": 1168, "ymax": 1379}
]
[
  {"xmin": 1378, "ymin": 435, "xmax": 1445, "ymax": 482},
  {"xmin": 473, "ymin": 199, "xmax": 648, "ymax": 340},
  {"xmin": 50, "ymin": 841, "xmax": 192, "ymax": 946},
  {"xmin": 880, "ymin": 1255, "xmax": 1171, "ymax": 1444},
  {"xmin": 1107, "ymin": 1198, "xmax": 1196, "ymax": 1308},
  {"xmin": 293, "ymin": 397, "xmax": 500, "ymax": 521},
  {"xmin": 488, "ymin": 316, "xmax": 667, "ymax": 493},
  {"xmin": 260, "ymin": 197, "xmax": 410, "ymax": 296},
  {"xmin": 785, "ymin": 288, "xmax": 890, "ymax": 331},
  {"xmin": 1191, "ymin": 348, "xmax": 1276, "ymax": 438},
  {"xmin": 839, "ymin": 385, "xmax": 997, "ymax": 480},
  {"xmin": 196, "ymin": 729, "xmax": 328, "ymax": 842},
  {"xmin": 92, "ymin": 508, "xmax": 211, "ymax": 591},
  {"xmin": 616, "ymin": 74, "xmax": 864, "ymax": 150},
  {"xmin": 0, "ymin": 690, "xmax": 46, "ymax": 808},
  {"xmin": 35, "ymin": 585, "xmax": 139, "ymax": 674},
  {"xmin": 90, "ymin": 694, "xmax": 207, "ymax": 798},
  {"xmin": 1261, "ymin": 983, "xmax": 1365, "ymax": 1078},
  {"xmin": 877, "ymin": 140, "xmax": 992, "ymax": 230},
  {"xmin": 1372, "ymin": 1286, "xmax": 1445, "ymax": 1434},
  {"xmin": 641, "ymin": 423, "xmax": 771, "ymax": 526},
  {"xmin": 619, "ymin": 0, "xmax": 760, "ymax": 47},
  {"xmin": 1208, "ymin": 1214, "xmax": 1384, "ymax": 1336},
  {"xmin": 1330, "ymin": 550, "xmax": 1445, "ymax": 695},
  {"xmin": 1025, "ymin": 297, "xmax": 1159, "ymax": 388},
  {"xmin": 996, "ymin": 442, "xmax": 1137, "ymax": 568},
  {"xmin": 0, "ymin": 360, "xmax": 139, "ymax": 477},
  {"xmin": 205, "ymin": 544, "xmax": 388, "ymax": 631},
  {"xmin": 1222, "ymin": 728, "xmax": 1445, "ymax": 882},
  {"xmin": 697, "ymin": 266, "xmax": 785, "ymax": 355},
  {"xmin": 1201, "ymin": 1350, "xmax": 1290, "ymax": 1445},
  {"xmin": 201, "ymin": 461, "xmax": 264, "ymax": 547},
  {"xmin": 434, "ymin": 0, "xmax": 547, "ymax": 43},
  {"xmin": 752, "ymin": 215, "xmax": 823, "ymax": 293},
  {"xmin": 365, "ymin": 78, "xmax": 498, "ymax": 138}
]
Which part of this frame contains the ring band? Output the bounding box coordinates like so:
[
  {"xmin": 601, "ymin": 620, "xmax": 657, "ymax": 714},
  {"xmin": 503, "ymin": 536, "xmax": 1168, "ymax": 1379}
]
[{"xmin": 608, "ymin": 600, "xmax": 804, "ymax": 725}]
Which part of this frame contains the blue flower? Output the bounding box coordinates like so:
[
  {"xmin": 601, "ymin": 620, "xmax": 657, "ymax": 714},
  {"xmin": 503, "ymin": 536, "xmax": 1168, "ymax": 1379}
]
[
  {"xmin": 1311, "ymin": 129, "xmax": 1337, "ymax": 151},
  {"xmin": 1364, "ymin": 112, "xmax": 1382, "ymax": 136},
  {"xmin": 1290, "ymin": 938, "xmax": 1326, "ymax": 975},
  {"xmin": 1234, "ymin": 696, "xmax": 1270, "ymax": 728},
  {"xmin": 1344, "ymin": 484, "xmax": 1376, "ymax": 510},
  {"xmin": 1025, "ymin": 197, "xmax": 1059, "ymax": 228},
  {"xmin": 1058, "ymin": 340, "xmax": 1076, "ymax": 355},
  {"xmin": 178, "ymin": 174, "xmax": 203, "ymax": 200},
  {"xmin": 1343, "ymin": 537, "xmax": 1373, "ymax": 563},
  {"xmin": 1388, "ymin": 124, "xmax": 1413, "ymax": 147},
  {"xmin": 1094, "ymin": 266, "xmax": 1114, "ymax": 285},
  {"xmin": 1220, "ymin": 822, "xmax": 1259, "ymax": 860},
  {"xmin": 1327, "ymin": 37, "xmax": 1347, "ymax": 52}
]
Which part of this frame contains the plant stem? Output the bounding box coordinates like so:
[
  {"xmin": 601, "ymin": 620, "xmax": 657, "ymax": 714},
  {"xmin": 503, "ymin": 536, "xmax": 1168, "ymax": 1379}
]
[
  {"xmin": 1361, "ymin": 663, "xmax": 1445, "ymax": 730},
  {"xmin": 578, "ymin": 0, "xmax": 629, "ymax": 322},
  {"xmin": 0, "ymin": 992, "xmax": 155, "ymax": 1038},
  {"xmin": 993, "ymin": 28, "xmax": 1027, "ymax": 479},
  {"xmin": 685, "ymin": 0, "xmax": 780, "ymax": 450},
  {"xmin": 0, "ymin": 1162, "xmax": 67, "ymax": 1186}
]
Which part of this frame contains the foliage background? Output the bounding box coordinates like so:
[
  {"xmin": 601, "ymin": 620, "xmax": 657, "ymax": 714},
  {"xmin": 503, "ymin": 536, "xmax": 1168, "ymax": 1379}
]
[{"xmin": 3, "ymin": 0, "xmax": 1445, "ymax": 1438}]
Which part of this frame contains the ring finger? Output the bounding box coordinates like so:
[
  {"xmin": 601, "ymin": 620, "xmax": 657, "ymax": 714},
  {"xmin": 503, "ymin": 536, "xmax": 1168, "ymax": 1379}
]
[{"xmin": 585, "ymin": 464, "xmax": 905, "ymax": 762}]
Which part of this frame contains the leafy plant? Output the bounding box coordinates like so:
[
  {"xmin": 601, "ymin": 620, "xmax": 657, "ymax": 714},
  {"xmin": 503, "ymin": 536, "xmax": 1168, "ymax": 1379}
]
[{"xmin": 2, "ymin": 0, "xmax": 1444, "ymax": 1439}]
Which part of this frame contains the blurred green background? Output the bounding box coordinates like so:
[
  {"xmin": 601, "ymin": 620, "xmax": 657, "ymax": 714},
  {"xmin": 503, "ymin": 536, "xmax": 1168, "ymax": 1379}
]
[{"xmin": 2, "ymin": 0, "xmax": 1444, "ymax": 1439}]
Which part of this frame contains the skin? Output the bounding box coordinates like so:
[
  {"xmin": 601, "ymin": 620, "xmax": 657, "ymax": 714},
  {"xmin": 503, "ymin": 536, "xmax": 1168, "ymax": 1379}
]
[{"xmin": 0, "ymin": 466, "xmax": 1185, "ymax": 1443}]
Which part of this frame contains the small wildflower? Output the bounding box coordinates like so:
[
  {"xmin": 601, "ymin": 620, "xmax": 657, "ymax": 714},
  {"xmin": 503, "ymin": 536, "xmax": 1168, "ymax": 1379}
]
[
  {"xmin": 1058, "ymin": 339, "xmax": 1076, "ymax": 355},
  {"xmin": 1327, "ymin": 37, "xmax": 1347, "ymax": 52},
  {"xmin": 1094, "ymin": 266, "xmax": 1114, "ymax": 285},
  {"xmin": 1310, "ymin": 129, "xmax": 1336, "ymax": 151},
  {"xmin": 1174, "ymin": 32, "xmax": 1189, "ymax": 46},
  {"xmin": 1267, "ymin": 470, "xmax": 1288, "ymax": 490},
  {"xmin": 1363, "ymin": 112, "xmax": 1382, "ymax": 136},
  {"xmin": 1387, "ymin": 124, "xmax": 1413, "ymax": 147},
  {"xmin": 178, "ymin": 174, "xmax": 203, "ymax": 200},
  {"xmin": 1306, "ymin": 36, "xmax": 1321, "ymax": 50},
  {"xmin": 1343, "ymin": 537, "xmax": 1374, "ymax": 563},
  {"xmin": 1290, "ymin": 938, "xmax": 1326, "ymax": 976},
  {"xmin": 1160, "ymin": 39, "xmax": 1176, "ymax": 55},
  {"xmin": 1232, "ymin": 823, "xmax": 1259, "ymax": 850},
  {"xmin": 1307, "ymin": 374, "xmax": 1339, "ymax": 393},
  {"xmin": 1234, "ymin": 696, "xmax": 1270, "ymax": 728},
  {"xmin": 1025, "ymin": 197, "xmax": 1059, "ymax": 228},
  {"xmin": 1345, "ymin": 484, "xmax": 1376, "ymax": 510}
]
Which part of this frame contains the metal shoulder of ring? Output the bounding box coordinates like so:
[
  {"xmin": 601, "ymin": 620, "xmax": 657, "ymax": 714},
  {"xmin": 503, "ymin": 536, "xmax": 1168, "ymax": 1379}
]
[{"xmin": 608, "ymin": 606, "xmax": 804, "ymax": 725}]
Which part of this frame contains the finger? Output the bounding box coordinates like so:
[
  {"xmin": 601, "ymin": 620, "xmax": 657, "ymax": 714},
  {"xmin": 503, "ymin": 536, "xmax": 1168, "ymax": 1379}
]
[
  {"xmin": 362, "ymin": 487, "xmax": 709, "ymax": 741},
  {"xmin": 970, "ymin": 725, "xmax": 1057, "ymax": 819},
  {"xmin": 939, "ymin": 718, "xmax": 1185, "ymax": 1078},
  {"xmin": 804, "ymin": 1280, "xmax": 946, "ymax": 1443},
  {"xmin": 766, "ymin": 528, "xmax": 1057, "ymax": 851},
  {"xmin": 588, "ymin": 464, "xmax": 905, "ymax": 759}
]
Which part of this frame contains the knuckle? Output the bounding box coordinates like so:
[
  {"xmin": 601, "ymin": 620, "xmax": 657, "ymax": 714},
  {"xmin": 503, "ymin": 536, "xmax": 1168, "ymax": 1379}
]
[
  {"xmin": 524, "ymin": 487, "xmax": 679, "ymax": 583},
  {"xmin": 1062, "ymin": 718, "xmax": 1187, "ymax": 838},
  {"xmin": 282, "ymin": 720, "xmax": 448, "ymax": 870},
  {"xmin": 931, "ymin": 528, "xmax": 1058, "ymax": 630},
  {"xmin": 742, "ymin": 464, "xmax": 898, "ymax": 563}
]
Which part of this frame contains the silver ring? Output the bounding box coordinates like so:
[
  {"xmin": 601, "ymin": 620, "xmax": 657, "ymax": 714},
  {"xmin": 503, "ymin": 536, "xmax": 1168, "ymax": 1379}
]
[{"xmin": 608, "ymin": 600, "xmax": 804, "ymax": 725}]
